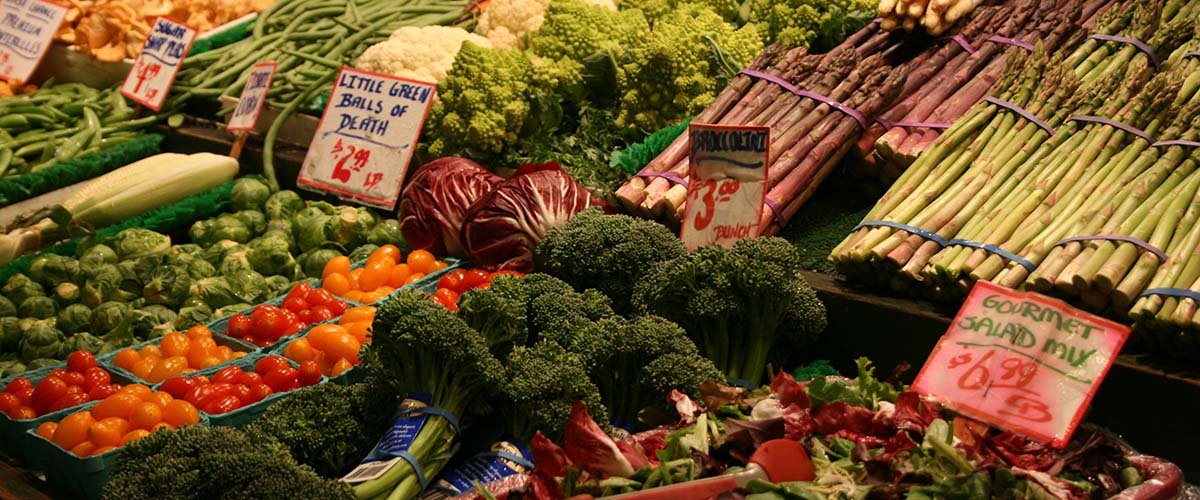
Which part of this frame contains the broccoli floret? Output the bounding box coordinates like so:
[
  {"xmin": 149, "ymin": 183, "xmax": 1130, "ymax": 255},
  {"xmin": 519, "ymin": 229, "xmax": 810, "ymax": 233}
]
[
  {"xmin": 458, "ymin": 273, "xmax": 601, "ymax": 356},
  {"xmin": 527, "ymin": 288, "xmax": 616, "ymax": 346},
  {"xmin": 615, "ymin": 5, "xmax": 762, "ymax": 132},
  {"xmin": 428, "ymin": 42, "xmax": 534, "ymax": 158},
  {"xmin": 103, "ymin": 426, "xmax": 353, "ymax": 500},
  {"xmin": 504, "ymin": 340, "xmax": 609, "ymax": 441},
  {"xmin": 535, "ymin": 208, "xmax": 686, "ymax": 314},
  {"xmin": 246, "ymin": 383, "xmax": 394, "ymax": 478},
  {"xmin": 632, "ymin": 237, "xmax": 827, "ymax": 387}
]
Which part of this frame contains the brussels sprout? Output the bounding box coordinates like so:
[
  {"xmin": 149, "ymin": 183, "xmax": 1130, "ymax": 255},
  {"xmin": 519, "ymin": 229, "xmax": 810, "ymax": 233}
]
[
  {"xmin": 63, "ymin": 332, "xmax": 104, "ymax": 354},
  {"xmin": 327, "ymin": 207, "xmax": 375, "ymax": 249},
  {"xmin": 231, "ymin": 177, "xmax": 272, "ymax": 211},
  {"xmin": 192, "ymin": 215, "xmax": 252, "ymax": 247},
  {"xmin": 17, "ymin": 318, "xmax": 36, "ymax": 332},
  {"xmin": 295, "ymin": 215, "xmax": 332, "ymax": 253},
  {"xmin": 200, "ymin": 240, "xmax": 241, "ymax": 265},
  {"xmin": 117, "ymin": 257, "xmax": 161, "ymax": 296},
  {"xmin": 189, "ymin": 276, "xmax": 241, "ymax": 309},
  {"xmin": 367, "ymin": 219, "xmax": 406, "ymax": 247},
  {"xmin": 52, "ymin": 282, "xmax": 81, "ymax": 306},
  {"xmin": 181, "ymin": 295, "xmax": 206, "ymax": 309},
  {"xmin": 349, "ymin": 244, "xmax": 380, "ymax": 263},
  {"xmin": 57, "ymin": 303, "xmax": 93, "ymax": 335},
  {"xmin": 3, "ymin": 274, "xmax": 45, "ymax": 305},
  {"xmin": 110, "ymin": 228, "xmax": 171, "ymax": 260},
  {"xmin": 26, "ymin": 359, "xmax": 57, "ymax": 370},
  {"xmin": 228, "ymin": 270, "xmax": 268, "ymax": 304},
  {"xmin": 142, "ymin": 266, "xmax": 192, "ymax": 307},
  {"xmin": 167, "ymin": 253, "xmax": 217, "ymax": 280},
  {"xmin": 175, "ymin": 302, "xmax": 213, "ymax": 330},
  {"xmin": 234, "ymin": 210, "xmax": 268, "ymax": 236},
  {"xmin": 267, "ymin": 218, "xmax": 292, "ymax": 236},
  {"xmin": 81, "ymin": 264, "xmax": 129, "ymax": 307},
  {"xmin": 0, "ymin": 360, "xmax": 26, "ymax": 377},
  {"xmin": 296, "ymin": 249, "xmax": 340, "ymax": 279},
  {"xmin": 0, "ymin": 295, "xmax": 15, "ymax": 317},
  {"xmin": 19, "ymin": 318, "xmax": 63, "ymax": 362},
  {"xmin": 29, "ymin": 254, "xmax": 81, "ymax": 286},
  {"xmin": 265, "ymin": 190, "xmax": 306, "ymax": 220},
  {"xmin": 132, "ymin": 305, "xmax": 178, "ymax": 339},
  {"xmin": 79, "ymin": 244, "xmax": 118, "ymax": 270},
  {"xmin": 219, "ymin": 249, "xmax": 254, "ymax": 276},
  {"xmin": 213, "ymin": 303, "xmax": 252, "ymax": 319},
  {"xmin": 19, "ymin": 296, "xmax": 57, "ymax": 319},
  {"xmin": 247, "ymin": 234, "xmax": 299, "ymax": 279},
  {"xmin": 173, "ymin": 244, "xmax": 203, "ymax": 256},
  {"xmin": 264, "ymin": 275, "xmax": 291, "ymax": 298},
  {"xmin": 0, "ymin": 317, "xmax": 21, "ymax": 352},
  {"xmin": 91, "ymin": 301, "xmax": 133, "ymax": 336}
]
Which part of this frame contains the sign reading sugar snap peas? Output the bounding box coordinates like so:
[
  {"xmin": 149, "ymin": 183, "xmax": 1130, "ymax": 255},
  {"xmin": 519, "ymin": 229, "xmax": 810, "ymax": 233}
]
[
  {"xmin": 121, "ymin": 17, "xmax": 196, "ymax": 111},
  {"xmin": 679, "ymin": 124, "xmax": 769, "ymax": 251},
  {"xmin": 0, "ymin": 0, "xmax": 68, "ymax": 82},
  {"xmin": 912, "ymin": 281, "xmax": 1131, "ymax": 447},
  {"xmin": 297, "ymin": 66, "xmax": 435, "ymax": 210}
]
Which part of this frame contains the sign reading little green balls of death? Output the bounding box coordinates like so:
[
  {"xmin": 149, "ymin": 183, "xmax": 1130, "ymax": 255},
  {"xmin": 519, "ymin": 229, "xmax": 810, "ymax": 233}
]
[
  {"xmin": 298, "ymin": 66, "xmax": 435, "ymax": 210},
  {"xmin": 679, "ymin": 124, "xmax": 769, "ymax": 251},
  {"xmin": 0, "ymin": 0, "xmax": 68, "ymax": 82},
  {"xmin": 912, "ymin": 281, "xmax": 1131, "ymax": 448}
]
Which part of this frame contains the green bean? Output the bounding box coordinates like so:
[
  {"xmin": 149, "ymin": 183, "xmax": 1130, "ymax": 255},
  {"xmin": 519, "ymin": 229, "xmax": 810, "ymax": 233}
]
[
  {"xmin": 83, "ymin": 108, "xmax": 102, "ymax": 149},
  {"xmin": 263, "ymin": 69, "xmax": 335, "ymax": 190},
  {"xmin": 55, "ymin": 126, "xmax": 92, "ymax": 161},
  {"xmin": 281, "ymin": 49, "xmax": 343, "ymax": 69},
  {"xmin": 0, "ymin": 148, "xmax": 13, "ymax": 177}
]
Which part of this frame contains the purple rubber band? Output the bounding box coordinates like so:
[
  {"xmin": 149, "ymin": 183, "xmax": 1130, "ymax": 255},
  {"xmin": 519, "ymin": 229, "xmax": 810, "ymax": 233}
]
[
  {"xmin": 944, "ymin": 34, "xmax": 977, "ymax": 54},
  {"xmin": 1069, "ymin": 115, "xmax": 1151, "ymax": 141},
  {"xmin": 1054, "ymin": 235, "xmax": 1167, "ymax": 262},
  {"xmin": 1153, "ymin": 139, "xmax": 1200, "ymax": 148},
  {"xmin": 1185, "ymin": 51, "xmax": 1200, "ymax": 60},
  {"xmin": 636, "ymin": 171, "xmax": 688, "ymax": 186},
  {"xmin": 740, "ymin": 69, "xmax": 868, "ymax": 130},
  {"xmin": 986, "ymin": 35, "xmax": 1034, "ymax": 51},
  {"xmin": 1089, "ymin": 34, "xmax": 1160, "ymax": 68},
  {"xmin": 875, "ymin": 117, "xmax": 952, "ymax": 130},
  {"xmin": 764, "ymin": 197, "xmax": 785, "ymax": 227},
  {"xmin": 985, "ymin": 96, "xmax": 1055, "ymax": 136}
]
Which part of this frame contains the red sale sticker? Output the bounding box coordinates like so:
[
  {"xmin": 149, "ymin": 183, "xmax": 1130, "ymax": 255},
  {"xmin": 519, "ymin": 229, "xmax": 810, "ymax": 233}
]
[
  {"xmin": 679, "ymin": 124, "xmax": 769, "ymax": 251},
  {"xmin": 912, "ymin": 281, "xmax": 1131, "ymax": 447},
  {"xmin": 227, "ymin": 61, "xmax": 276, "ymax": 132},
  {"xmin": 0, "ymin": 0, "xmax": 68, "ymax": 82},
  {"xmin": 297, "ymin": 66, "xmax": 435, "ymax": 210},
  {"xmin": 120, "ymin": 17, "xmax": 196, "ymax": 111}
]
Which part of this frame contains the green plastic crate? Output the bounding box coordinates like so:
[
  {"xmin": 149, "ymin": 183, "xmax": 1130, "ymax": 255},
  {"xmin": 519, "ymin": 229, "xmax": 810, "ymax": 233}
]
[{"xmin": 185, "ymin": 353, "xmax": 324, "ymax": 427}]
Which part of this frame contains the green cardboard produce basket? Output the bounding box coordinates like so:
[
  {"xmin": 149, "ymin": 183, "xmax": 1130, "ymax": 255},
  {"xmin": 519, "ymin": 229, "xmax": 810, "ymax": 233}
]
[
  {"xmin": 186, "ymin": 353, "xmax": 325, "ymax": 427},
  {"xmin": 96, "ymin": 331, "xmax": 257, "ymax": 386}
]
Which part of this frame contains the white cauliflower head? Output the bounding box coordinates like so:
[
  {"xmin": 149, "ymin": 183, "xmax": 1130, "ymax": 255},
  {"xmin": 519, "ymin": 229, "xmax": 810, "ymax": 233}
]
[
  {"xmin": 355, "ymin": 26, "xmax": 493, "ymax": 83},
  {"xmin": 474, "ymin": 0, "xmax": 616, "ymax": 50}
]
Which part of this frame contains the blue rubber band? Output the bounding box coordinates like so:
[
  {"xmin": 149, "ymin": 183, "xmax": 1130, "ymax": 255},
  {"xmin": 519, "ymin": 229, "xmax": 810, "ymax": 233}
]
[
  {"xmin": 725, "ymin": 376, "xmax": 755, "ymax": 389},
  {"xmin": 407, "ymin": 406, "xmax": 461, "ymax": 433},
  {"xmin": 390, "ymin": 450, "xmax": 429, "ymax": 490},
  {"xmin": 1140, "ymin": 288, "xmax": 1200, "ymax": 302},
  {"xmin": 851, "ymin": 220, "xmax": 949, "ymax": 247},
  {"xmin": 945, "ymin": 239, "xmax": 1035, "ymax": 272},
  {"xmin": 480, "ymin": 451, "xmax": 535, "ymax": 470}
]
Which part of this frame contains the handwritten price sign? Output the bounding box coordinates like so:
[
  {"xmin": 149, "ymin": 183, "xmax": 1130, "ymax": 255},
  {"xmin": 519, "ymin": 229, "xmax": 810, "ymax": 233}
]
[
  {"xmin": 297, "ymin": 67, "xmax": 435, "ymax": 209},
  {"xmin": 120, "ymin": 17, "xmax": 196, "ymax": 111},
  {"xmin": 912, "ymin": 281, "xmax": 1131, "ymax": 447},
  {"xmin": 679, "ymin": 124, "xmax": 769, "ymax": 251},
  {"xmin": 0, "ymin": 0, "xmax": 68, "ymax": 82},
  {"xmin": 227, "ymin": 61, "xmax": 276, "ymax": 132}
]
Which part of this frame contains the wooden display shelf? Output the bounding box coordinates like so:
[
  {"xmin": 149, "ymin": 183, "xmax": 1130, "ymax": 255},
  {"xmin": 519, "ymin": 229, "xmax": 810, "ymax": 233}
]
[{"xmin": 801, "ymin": 270, "xmax": 1200, "ymax": 477}]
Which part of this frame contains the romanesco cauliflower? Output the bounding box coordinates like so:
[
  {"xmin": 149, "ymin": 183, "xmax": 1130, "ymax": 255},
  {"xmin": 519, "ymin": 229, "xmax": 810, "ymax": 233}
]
[
  {"xmin": 474, "ymin": 0, "xmax": 617, "ymax": 50},
  {"xmin": 356, "ymin": 26, "xmax": 493, "ymax": 83},
  {"xmin": 747, "ymin": 0, "xmax": 876, "ymax": 48},
  {"xmin": 428, "ymin": 42, "xmax": 534, "ymax": 157},
  {"xmin": 615, "ymin": 5, "xmax": 762, "ymax": 132},
  {"xmin": 528, "ymin": 0, "xmax": 648, "ymax": 62}
]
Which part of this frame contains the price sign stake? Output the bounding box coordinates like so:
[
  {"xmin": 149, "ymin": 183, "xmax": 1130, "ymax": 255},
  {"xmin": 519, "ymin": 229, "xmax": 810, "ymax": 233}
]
[
  {"xmin": 297, "ymin": 66, "xmax": 435, "ymax": 210},
  {"xmin": 0, "ymin": 0, "xmax": 68, "ymax": 82},
  {"xmin": 679, "ymin": 124, "xmax": 769, "ymax": 251},
  {"xmin": 912, "ymin": 281, "xmax": 1131, "ymax": 447},
  {"xmin": 226, "ymin": 61, "xmax": 276, "ymax": 159},
  {"xmin": 120, "ymin": 17, "xmax": 196, "ymax": 112}
]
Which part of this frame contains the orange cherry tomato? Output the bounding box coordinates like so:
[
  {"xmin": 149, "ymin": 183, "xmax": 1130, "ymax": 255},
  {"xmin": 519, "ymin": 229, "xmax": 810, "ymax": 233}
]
[
  {"xmin": 403, "ymin": 273, "xmax": 425, "ymax": 286},
  {"xmin": 345, "ymin": 322, "xmax": 372, "ymax": 344},
  {"xmin": 121, "ymin": 429, "xmax": 151, "ymax": 445},
  {"xmin": 284, "ymin": 337, "xmax": 318, "ymax": 363},
  {"xmin": 146, "ymin": 391, "xmax": 173, "ymax": 409},
  {"xmin": 323, "ymin": 256, "xmax": 352, "ymax": 279},
  {"xmin": 163, "ymin": 400, "xmax": 199, "ymax": 428},
  {"xmin": 92, "ymin": 446, "xmax": 117, "ymax": 456},
  {"xmin": 53, "ymin": 412, "xmax": 94, "ymax": 450},
  {"xmin": 387, "ymin": 263, "xmax": 412, "ymax": 288},
  {"xmin": 406, "ymin": 250, "xmax": 435, "ymax": 275},
  {"xmin": 340, "ymin": 306, "xmax": 376, "ymax": 324},
  {"xmin": 129, "ymin": 402, "xmax": 164, "ymax": 430},
  {"xmin": 130, "ymin": 359, "xmax": 155, "ymax": 381},
  {"xmin": 139, "ymin": 345, "xmax": 162, "ymax": 360},
  {"xmin": 343, "ymin": 290, "xmax": 366, "ymax": 303},
  {"xmin": 307, "ymin": 325, "xmax": 362, "ymax": 364},
  {"xmin": 160, "ymin": 333, "xmax": 191, "ymax": 358},
  {"xmin": 69, "ymin": 441, "xmax": 96, "ymax": 457},
  {"xmin": 147, "ymin": 356, "xmax": 188, "ymax": 384},
  {"xmin": 430, "ymin": 260, "xmax": 449, "ymax": 273},
  {"xmin": 360, "ymin": 261, "xmax": 390, "ymax": 291},
  {"xmin": 93, "ymin": 393, "xmax": 141, "ymax": 420},
  {"xmin": 214, "ymin": 345, "xmax": 234, "ymax": 361},
  {"xmin": 322, "ymin": 273, "xmax": 351, "ymax": 297},
  {"xmin": 36, "ymin": 421, "xmax": 57, "ymax": 440},
  {"xmin": 118, "ymin": 384, "xmax": 153, "ymax": 399},
  {"xmin": 331, "ymin": 358, "xmax": 354, "ymax": 377},
  {"xmin": 348, "ymin": 269, "xmax": 364, "ymax": 290},
  {"xmin": 185, "ymin": 326, "xmax": 211, "ymax": 340},
  {"xmin": 112, "ymin": 349, "xmax": 140, "ymax": 371},
  {"xmin": 372, "ymin": 245, "xmax": 402, "ymax": 265},
  {"xmin": 87, "ymin": 417, "xmax": 130, "ymax": 448}
]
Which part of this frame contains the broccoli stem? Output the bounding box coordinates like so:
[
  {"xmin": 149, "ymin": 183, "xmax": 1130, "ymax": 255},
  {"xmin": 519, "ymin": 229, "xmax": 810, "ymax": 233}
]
[{"xmin": 351, "ymin": 417, "xmax": 452, "ymax": 499}]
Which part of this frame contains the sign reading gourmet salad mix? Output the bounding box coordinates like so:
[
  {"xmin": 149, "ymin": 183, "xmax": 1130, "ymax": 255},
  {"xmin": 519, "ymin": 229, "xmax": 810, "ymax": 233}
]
[
  {"xmin": 912, "ymin": 281, "xmax": 1131, "ymax": 447},
  {"xmin": 298, "ymin": 66, "xmax": 435, "ymax": 210},
  {"xmin": 0, "ymin": 0, "xmax": 68, "ymax": 82},
  {"xmin": 120, "ymin": 17, "xmax": 196, "ymax": 111},
  {"xmin": 679, "ymin": 124, "xmax": 769, "ymax": 251}
]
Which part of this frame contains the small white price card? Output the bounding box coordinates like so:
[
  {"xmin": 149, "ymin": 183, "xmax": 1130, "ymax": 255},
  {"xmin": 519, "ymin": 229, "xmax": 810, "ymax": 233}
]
[
  {"xmin": 912, "ymin": 280, "xmax": 1131, "ymax": 447},
  {"xmin": 297, "ymin": 66, "xmax": 435, "ymax": 209},
  {"xmin": 0, "ymin": 0, "xmax": 68, "ymax": 82},
  {"xmin": 679, "ymin": 124, "xmax": 769, "ymax": 251},
  {"xmin": 120, "ymin": 17, "xmax": 196, "ymax": 111},
  {"xmin": 226, "ymin": 61, "xmax": 276, "ymax": 132}
]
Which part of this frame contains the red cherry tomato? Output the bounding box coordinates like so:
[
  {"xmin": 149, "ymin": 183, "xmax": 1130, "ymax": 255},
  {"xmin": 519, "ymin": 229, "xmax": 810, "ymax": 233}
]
[
  {"xmin": 184, "ymin": 383, "xmax": 216, "ymax": 407},
  {"xmin": 246, "ymin": 384, "xmax": 272, "ymax": 404},
  {"xmin": 82, "ymin": 367, "xmax": 111, "ymax": 392},
  {"xmin": 254, "ymin": 356, "xmax": 291, "ymax": 376},
  {"xmin": 433, "ymin": 288, "xmax": 460, "ymax": 308},
  {"xmin": 310, "ymin": 305, "xmax": 334, "ymax": 323},
  {"xmin": 61, "ymin": 371, "xmax": 85, "ymax": 388},
  {"xmin": 13, "ymin": 387, "xmax": 33, "ymax": 406},
  {"xmin": 66, "ymin": 351, "xmax": 98, "ymax": 374},
  {"xmin": 262, "ymin": 367, "xmax": 299, "ymax": 393},
  {"xmin": 250, "ymin": 306, "xmax": 290, "ymax": 343},
  {"xmin": 460, "ymin": 270, "xmax": 492, "ymax": 291},
  {"xmin": 228, "ymin": 314, "xmax": 252, "ymax": 339},
  {"xmin": 160, "ymin": 377, "xmax": 198, "ymax": 399},
  {"xmin": 9, "ymin": 407, "xmax": 35, "ymax": 420},
  {"xmin": 0, "ymin": 393, "xmax": 19, "ymax": 415},
  {"xmin": 236, "ymin": 371, "xmax": 263, "ymax": 387},
  {"xmin": 86, "ymin": 384, "xmax": 120, "ymax": 402},
  {"xmin": 230, "ymin": 384, "xmax": 253, "ymax": 404},
  {"xmin": 48, "ymin": 369, "xmax": 67, "ymax": 380},
  {"xmin": 203, "ymin": 395, "xmax": 244, "ymax": 415},
  {"xmin": 4, "ymin": 377, "xmax": 32, "ymax": 394},
  {"xmin": 286, "ymin": 282, "xmax": 313, "ymax": 305},
  {"xmin": 307, "ymin": 288, "xmax": 336, "ymax": 308},
  {"xmin": 64, "ymin": 385, "xmax": 84, "ymax": 396},
  {"xmin": 282, "ymin": 295, "xmax": 308, "ymax": 314},
  {"xmin": 211, "ymin": 366, "xmax": 243, "ymax": 385},
  {"xmin": 32, "ymin": 376, "xmax": 69, "ymax": 414},
  {"xmin": 298, "ymin": 361, "xmax": 322, "ymax": 386},
  {"xmin": 48, "ymin": 393, "xmax": 89, "ymax": 413},
  {"xmin": 437, "ymin": 269, "xmax": 467, "ymax": 294},
  {"xmin": 327, "ymin": 300, "xmax": 349, "ymax": 316}
]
